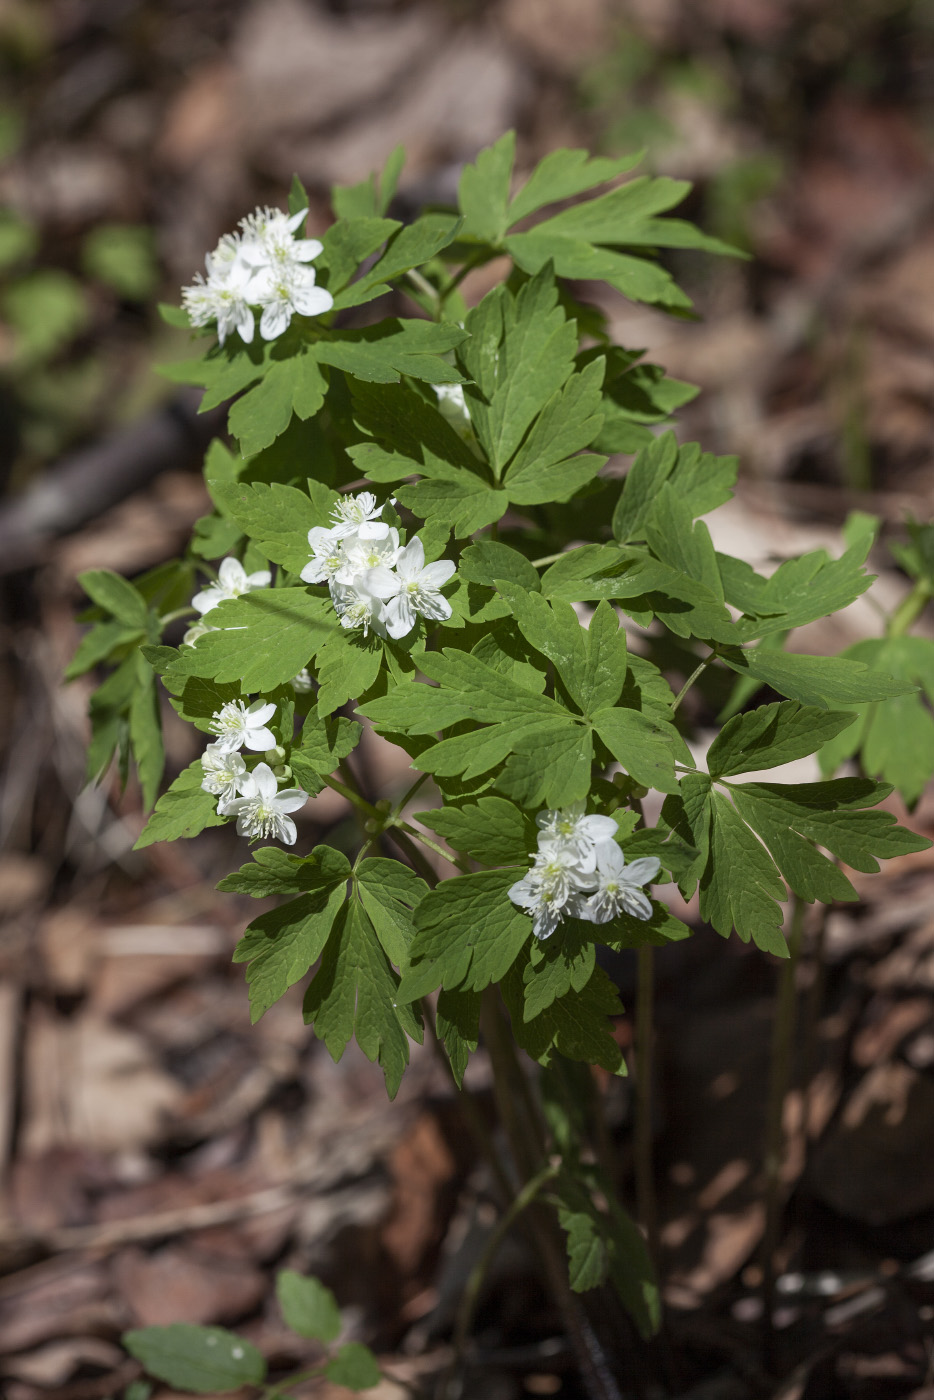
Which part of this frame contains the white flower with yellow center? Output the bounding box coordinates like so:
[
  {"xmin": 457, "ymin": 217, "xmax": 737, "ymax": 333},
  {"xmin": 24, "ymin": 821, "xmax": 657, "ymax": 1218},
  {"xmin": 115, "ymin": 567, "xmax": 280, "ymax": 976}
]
[
  {"xmin": 329, "ymin": 491, "xmax": 390, "ymax": 542},
  {"xmin": 200, "ymin": 743, "xmax": 247, "ymax": 814},
  {"xmin": 365, "ymin": 536, "xmax": 456, "ymax": 640},
  {"xmin": 192, "ymin": 557, "xmax": 271, "ymax": 617},
  {"xmin": 224, "ymin": 763, "xmax": 308, "ymax": 845},
  {"xmin": 574, "ymin": 844, "xmax": 660, "ymax": 924},
  {"xmin": 508, "ymin": 840, "xmax": 593, "ymax": 941},
  {"xmin": 535, "ymin": 803, "xmax": 618, "ymax": 874},
  {"xmin": 208, "ymin": 699, "xmax": 277, "ymax": 754}
]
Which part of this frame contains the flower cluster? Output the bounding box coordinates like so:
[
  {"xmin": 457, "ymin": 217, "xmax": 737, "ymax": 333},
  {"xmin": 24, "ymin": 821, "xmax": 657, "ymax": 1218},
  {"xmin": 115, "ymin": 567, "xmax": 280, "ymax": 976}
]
[
  {"xmin": 200, "ymin": 700, "xmax": 308, "ymax": 845},
  {"xmin": 183, "ymin": 557, "xmax": 271, "ymax": 647},
  {"xmin": 508, "ymin": 803, "xmax": 661, "ymax": 940},
  {"xmin": 181, "ymin": 205, "xmax": 334, "ymax": 345},
  {"xmin": 301, "ymin": 492, "xmax": 456, "ymax": 640}
]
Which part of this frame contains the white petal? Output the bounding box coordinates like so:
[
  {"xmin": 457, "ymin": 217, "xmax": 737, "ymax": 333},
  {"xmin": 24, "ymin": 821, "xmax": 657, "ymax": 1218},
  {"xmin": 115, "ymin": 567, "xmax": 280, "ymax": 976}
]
[
  {"xmin": 622, "ymin": 857, "xmax": 661, "ymax": 886},
  {"xmin": 236, "ymin": 306, "xmax": 255, "ymax": 343},
  {"xmin": 218, "ymin": 557, "xmax": 246, "ymax": 587},
  {"xmin": 242, "ymin": 726, "xmax": 276, "ymax": 752},
  {"xmin": 191, "ymin": 586, "xmax": 221, "ymax": 615},
  {"xmin": 365, "ymin": 564, "xmax": 401, "ymax": 599},
  {"xmin": 248, "ymin": 701, "xmax": 277, "ymax": 725},
  {"xmin": 397, "ymin": 537, "xmax": 425, "ymax": 578},
  {"xmin": 251, "ymin": 763, "xmax": 278, "ymax": 800},
  {"xmin": 385, "ymin": 595, "xmax": 417, "ymax": 638},
  {"xmin": 301, "ymin": 560, "xmax": 329, "ymax": 584},
  {"xmin": 620, "ymin": 888, "xmax": 653, "ymax": 920},
  {"xmin": 260, "ymin": 303, "xmax": 289, "ymax": 339},
  {"xmin": 581, "ymin": 815, "xmax": 619, "ymax": 844},
  {"xmin": 420, "ymin": 559, "xmax": 456, "ymax": 587},
  {"xmin": 356, "ymin": 519, "xmax": 390, "ymax": 541},
  {"xmin": 286, "ymin": 208, "xmax": 308, "ymax": 233},
  {"xmin": 275, "ymin": 789, "xmax": 308, "ymax": 813},
  {"xmin": 246, "ymin": 570, "xmax": 272, "ymax": 588},
  {"xmin": 292, "ymin": 237, "xmax": 322, "ymax": 260},
  {"xmin": 291, "ymin": 283, "xmax": 334, "ymax": 317}
]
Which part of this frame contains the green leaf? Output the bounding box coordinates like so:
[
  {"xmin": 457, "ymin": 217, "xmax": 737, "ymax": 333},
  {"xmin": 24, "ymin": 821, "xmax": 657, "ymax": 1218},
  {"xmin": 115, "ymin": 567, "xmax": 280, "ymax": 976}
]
[
  {"xmin": 65, "ymin": 619, "xmax": 144, "ymax": 680},
  {"xmin": 458, "ymin": 130, "xmax": 516, "ymax": 243},
  {"xmin": 593, "ymin": 707, "xmax": 680, "ymax": 794},
  {"xmin": 523, "ymin": 927, "xmax": 595, "ymax": 1021},
  {"xmin": 315, "ymin": 629, "xmax": 383, "ymax": 715},
  {"xmin": 168, "ymin": 675, "xmax": 242, "ymax": 731},
  {"xmin": 122, "ymin": 1325, "xmax": 266, "ymax": 1393},
  {"xmin": 290, "ymin": 711, "xmax": 362, "ymax": 792},
  {"xmin": 303, "ymin": 898, "xmax": 419, "ymax": 1098},
  {"xmin": 819, "ymin": 636, "xmax": 934, "ymax": 808},
  {"xmin": 209, "ymin": 480, "xmax": 319, "ymax": 572},
  {"xmin": 459, "ymin": 542, "xmax": 541, "ymax": 594},
  {"xmin": 498, "ymin": 585, "xmax": 627, "ymax": 716},
  {"xmin": 613, "ymin": 432, "xmax": 737, "ymax": 542},
  {"xmin": 497, "ymin": 720, "xmax": 595, "ymax": 808},
  {"xmin": 228, "ymin": 354, "xmax": 327, "ymax": 457},
  {"xmin": 398, "ymin": 869, "xmax": 531, "ymax": 999},
  {"xmin": 729, "ymin": 778, "xmax": 931, "ymax": 874},
  {"xmin": 435, "ymin": 987, "xmax": 480, "ymax": 1087},
  {"xmin": 355, "ymin": 858, "xmax": 427, "ymax": 968},
  {"xmin": 503, "ymin": 358, "xmax": 606, "ymax": 504},
  {"xmin": 337, "ymin": 214, "xmax": 463, "ymax": 308},
  {"xmin": 326, "ymin": 1342, "xmax": 381, "ymax": 1391},
  {"xmin": 163, "ymin": 590, "xmax": 334, "ymax": 692},
  {"xmin": 276, "ymin": 1271, "xmax": 341, "ymax": 1343},
  {"xmin": 234, "ymin": 865, "xmax": 349, "ymax": 1022},
  {"xmin": 396, "ymin": 476, "xmax": 508, "ymax": 538},
  {"xmin": 134, "ymin": 760, "xmax": 226, "ymax": 849},
  {"xmin": 698, "ymin": 786, "xmax": 788, "ymax": 956},
  {"xmin": 82, "ymin": 224, "xmax": 157, "ymax": 300},
  {"xmin": 554, "ymin": 1174, "xmax": 660, "ymax": 1339},
  {"xmin": 719, "ymin": 647, "xmax": 916, "ymax": 708},
  {"xmin": 315, "ymin": 319, "xmax": 466, "ymax": 385},
  {"xmin": 505, "ymin": 232, "xmax": 691, "ymax": 312},
  {"xmin": 707, "ymin": 701, "xmax": 856, "ymax": 778},
  {"xmin": 644, "ymin": 482, "xmax": 724, "ymax": 603},
  {"xmin": 77, "ymin": 570, "xmax": 148, "ymax": 626},
  {"xmin": 417, "ymin": 796, "xmax": 536, "ymax": 867},
  {"xmin": 506, "ymin": 147, "xmax": 643, "ymax": 227},
  {"xmin": 461, "ymin": 268, "xmax": 579, "ymax": 473},
  {"xmin": 128, "ymin": 659, "xmax": 164, "ymax": 810},
  {"xmin": 219, "ymin": 844, "xmax": 350, "ymax": 898},
  {"xmin": 504, "ymin": 960, "xmax": 627, "ymax": 1075},
  {"xmin": 735, "ymin": 533, "xmax": 876, "ymax": 640}
]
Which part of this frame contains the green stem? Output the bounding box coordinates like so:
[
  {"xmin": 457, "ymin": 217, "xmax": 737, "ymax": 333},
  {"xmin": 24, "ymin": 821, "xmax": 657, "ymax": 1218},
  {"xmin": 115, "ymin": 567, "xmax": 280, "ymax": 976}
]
[
  {"xmin": 440, "ymin": 252, "xmax": 489, "ymax": 306},
  {"xmin": 391, "ymin": 770, "xmax": 430, "ymax": 819},
  {"xmin": 443, "ymin": 1163, "xmax": 561, "ymax": 1399},
  {"xmin": 396, "ymin": 820, "xmax": 470, "ymax": 873},
  {"xmin": 887, "ymin": 576, "xmax": 931, "ymax": 639},
  {"xmin": 635, "ymin": 945, "xmax": 659, "ymax": 1270},
  {"xmin": 320, "ymin": 772, "xmax": 380, "ymax": 820},
  {"xmin": 671, "ymin": 650, "xmax": 716, "ymax": 714},
  {"xmin": 531, "ymin": 551, "xmax": 565, "ymax": 569},
  {"xmin": 386, "ymin": 824, "xmax": 440, "ymax": 886},
  {"xmin": 260, "ymin": 1365, "xmax": 324, "ymax": 1400},
  {"xmin": 761, "ymin": 895, "xmax": 805, "ymax": 1363},
  {"xmin": 158, "ymin": 606, "xmax": 197, "ymax": 628},
  {"xmin": 404, "ymin": 267, "xmax": 441, "ymax": 317}
]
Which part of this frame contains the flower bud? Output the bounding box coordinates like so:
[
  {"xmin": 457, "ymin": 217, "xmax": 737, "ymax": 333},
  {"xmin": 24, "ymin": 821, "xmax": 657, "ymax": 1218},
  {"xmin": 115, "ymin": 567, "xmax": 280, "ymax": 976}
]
[{"xmin": 264, "ymin": 745, "xmax": 286, "ymax": 765}]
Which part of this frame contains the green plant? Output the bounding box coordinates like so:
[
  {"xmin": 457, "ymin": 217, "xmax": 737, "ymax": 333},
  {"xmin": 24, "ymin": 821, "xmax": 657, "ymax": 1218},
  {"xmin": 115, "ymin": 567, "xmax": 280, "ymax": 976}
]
[
  {"xmin": 122, "ymin": 1270, "xmax": 380, "ymax": 1395},
  {"xmin": 72, "ymin": 132, "xmax": 928, "ymax": 1385}
]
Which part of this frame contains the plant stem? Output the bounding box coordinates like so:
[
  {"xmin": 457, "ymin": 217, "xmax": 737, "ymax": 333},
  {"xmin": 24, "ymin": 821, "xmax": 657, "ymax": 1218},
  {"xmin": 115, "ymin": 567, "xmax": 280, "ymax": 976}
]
[
  {"xmin": 761, "ymin": 895, "xmax": 804, "ymax": 1362},
  {"xmin": 320, "ymin": 772, "xmax": 380, "ymax": 819},
  {"xmin": 261, "ymin": 1365, "xmax": 324, "ymax": 1400},
  {"xmin": 634, "ymin": 945, "xmax": 659, "ymax": 1270},
  {"xmin": 385, "ymin": 824, "xmax": 441, "ymax": 886},
  {"xmin": 396, "ymin": 821, "xmax": 470, "ymax": 873},
  {"xmin": 158, "ymin": 605, "xmax": 197, "ymax": 627},
  {"xmin": 480, "ymin": 989, "xmax": 623, "ymax": 1400},
  {"xmin": 531, "ymin": 551, "xmax": 566, "ymax": 568},
  {"xmin": 443, "ymin": 1162, "xmax": 561, "ymax": 1399},
  {"xmin": 392, "ymin": 770, "xmax": 430, "ymax": 818},
  {"xmin": 670, "ymin": 650, "xmax": 716, "ymax": 714},
  {"xmin": 887, "ymin": 576, "xmax": 931, "ymax": 639}
]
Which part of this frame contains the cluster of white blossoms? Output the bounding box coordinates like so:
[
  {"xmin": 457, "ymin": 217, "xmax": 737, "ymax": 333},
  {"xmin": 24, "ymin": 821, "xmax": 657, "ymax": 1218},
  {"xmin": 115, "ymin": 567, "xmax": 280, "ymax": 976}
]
[
  {"xmin": 183, "ymin": 556, "xmax": 271, "ymax": 647},
  {"xmin": 181, "ymin": 206, "xmax": 333, "ymax": 345},
  {"xmin": 509, "ymin": 803, "xmax": 661, "ymax": 941},
  {"xmin": 200, "ymin": 699, "xmax": 308, "ymax": 845},
  {"xmin": 301, "ymin": 492, "xmax": 456, "ymax": 640}
]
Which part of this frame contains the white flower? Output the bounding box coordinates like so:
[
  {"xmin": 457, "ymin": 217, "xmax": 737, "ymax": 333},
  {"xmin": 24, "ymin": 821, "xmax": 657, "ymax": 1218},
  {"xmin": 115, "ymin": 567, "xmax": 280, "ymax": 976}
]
[
  {"xmin": 192, "ymin": 557, "xmax": 272, "ymax": 617},
  {"xmin": 180, "ymin": 205, "xmax": 332, "ymax": 346},
  {"xmin": 337, "ymin": 528, "xmax": 400, "ymax": 584},
  {"xmin": 291, "ymin": 668, "xmax": 313, "ymax": 693},
  {"xmin": 254, "ymin": 263, "xmax": 334, "ymax": 341},
  {"xmin": 330, "ymin": 579, "xmax": 385, "ymax": 637},
  {"xmin": 300, "ymin": 526, "xmax": 347, "ymax": 586},
  {"xmin": 200, "ymin": 743, "xmax": 247, "ymax": 813},
  {"xmin": 574, "ymin": 844, "xmax": 660, "ymax": 924},
  {"xmin": 224, "ymin": 762, "xmax": 308, "ymax": 844},
  {"xmin": 208, "ymin": 699, "xmax": 277, "ymax": 754},
  {"xmin": 182, "ymin": 620, "xmax": 217, "ymax": 647},
  {"xmin": 329, "ymin": 491, "xmax": 391, "ymax": 541},
  {"xmin": 365, "ymin": 536, "xmax": 456, "ymax": 640},
  {"xmin": 535, "ymin": 803, "xmax": 618, "ymax": 874},
  {"xmin": 508, "ymin": 840, "xmax": 594, "ymax": 941}
]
